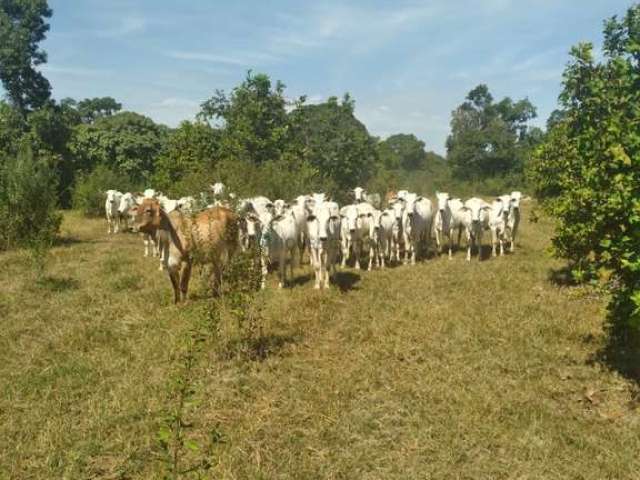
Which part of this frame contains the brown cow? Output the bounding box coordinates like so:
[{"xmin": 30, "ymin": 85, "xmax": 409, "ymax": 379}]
[
  {"xmin": 134, "ymin": 198, "xmax": 239, "ymax": 303},
  {"xmin": 385, "ymin": 190, "xmax": 398, "ymax": 207}
]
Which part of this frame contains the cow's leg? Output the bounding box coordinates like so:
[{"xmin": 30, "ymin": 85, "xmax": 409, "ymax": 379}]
[
  {"xmin": 354, "ymin": 239, "xmax": 361, "ymax": 270},
  {"xmin": 260, "ymin": 252, "xmax": 268, "ymax": 289},
  {"xmin": 510, "ymin": 226, "xmax": 518, "ymax": 253},
  {"xmin": 466, "ymin": 230, "xmax": 472, "ymax": 262},
  {"xmin": 341, "ymin": 239, "xmax": 348, "ymax": 268},
  {"xmin": 290, "ymin": 245, "xmax": 297, "ymax": 279},
  {"xmin": 143, "ymin": 234, "xmax": 150, "ymax": 257},
  {"xmin": 310, "ymin": 248, "xmax": 321, "ymax": 289},
  {"xmin": 491, "ymin": 228, "xmax": 497, "ymax": 257},
  {"xmin": 278, "ymin": 248, "xmax": 286, "ymax": 289},
  {"xmin": 179, "ymin": 261, "xmax": 192, "ymax": 301},
  {"xmin": 477, "ymin": 231, "xmax": 483, "ymax": 259},
  {"xmin": 449, "ymin": 234, "xmax": 454, "ymax": 260},
  {"xmin": 411, "ymin": 237, "xmax": 417, "ymax": 265},
  {"xmin": 457, "ymin": 227, "xmax": 462, "ymax": 248},
  {"xmin": 168, "ymin": 260, "xmax": 181, "ymax": 304},
  {"xmin": 499, "ymin": 235, "xmax": 504, "ymax": 256}
]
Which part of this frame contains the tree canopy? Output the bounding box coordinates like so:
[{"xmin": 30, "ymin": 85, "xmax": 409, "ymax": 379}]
[
  {"xmin": 0, "ymin": 0, "xmax": 52, "ymax": 113},
  {"xmin": 446, "ymin": 84, "xmax": 537, "ymax": 180},
  {"xmin": 529, "ymin": 4, "xmax": 640, "ymax": 332}
]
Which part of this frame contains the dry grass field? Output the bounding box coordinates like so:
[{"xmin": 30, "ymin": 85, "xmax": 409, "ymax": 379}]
[{"xmin": 1, "ymin": 204, "xmax": 639, "ymax": 479}]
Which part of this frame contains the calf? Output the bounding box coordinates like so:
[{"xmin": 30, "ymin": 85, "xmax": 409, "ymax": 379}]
[
  {"xmin": 507, "ymin": 191, "xmax": 522, "ymax": 252},
  {"xmin": 105, "ymin": 190, "xmax": 123, "ymax": 234},
  {"xmin": 133, "ymin": 198, "xmax": 239, "ymax": 303}
]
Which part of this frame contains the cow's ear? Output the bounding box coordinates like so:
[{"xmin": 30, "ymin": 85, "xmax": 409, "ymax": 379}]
[
  {"xmin": 367, "ymin": 212, "xmax": 373, "ymax": 217},
  {"xmin": 306, "ymin": 215, "xmax": 316, "ymax": 222}
]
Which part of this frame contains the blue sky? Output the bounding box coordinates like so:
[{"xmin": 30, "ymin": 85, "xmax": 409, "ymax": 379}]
[{"xmin": 38, "ymin": 0, "xmax": 632, "ymax": 154}]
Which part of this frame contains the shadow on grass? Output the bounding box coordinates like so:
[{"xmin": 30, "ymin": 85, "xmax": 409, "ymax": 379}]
[
  {"xmin": 219, "ymin": 333, "xmax": 300, "ymax": 362},
  {"xmin": 36, "ymin": 275, "xmax": 80, "ymax": 292},
  {"xmin": 332, "ymin": 271, "xmax": 360, "ymax": 292},
  {"xmin": 590, "ymin": 317, "xmax": 640, "ymax": 389},
  {"xmin": 548, "ymin": 265, "xmax": 580, "ymax": 286}
]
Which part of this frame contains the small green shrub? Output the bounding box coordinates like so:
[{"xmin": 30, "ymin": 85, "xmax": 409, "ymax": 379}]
[
  {"xmin": 72, "ymin": 164, "xmax": 134, "ymax": 217},
  {"xmin": 0, "ymin": 144, "xmax": 61, "ymax": 252}
]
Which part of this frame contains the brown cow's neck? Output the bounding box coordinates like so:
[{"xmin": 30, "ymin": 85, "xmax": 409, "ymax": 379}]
[{"xmin": 160, "ymin": 209, "xmax": 187, "ymax": 257}]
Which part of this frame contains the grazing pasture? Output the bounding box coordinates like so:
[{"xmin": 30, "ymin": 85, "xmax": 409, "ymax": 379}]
[{"xmin": 1, "ymin": 204, "xmax": 639, "ymax": 479}]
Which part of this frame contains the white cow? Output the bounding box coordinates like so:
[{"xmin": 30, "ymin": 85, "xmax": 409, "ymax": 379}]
[
  {"xmin": 237, "ymin": 196, "xmax": 273, "ymax": 250},
  {"xmin": 367, "ymin": 209, "xmax": 384, "ymax": 270},
  {"xmin": 434, "ymin": 192, "xmax": 452, "ymax": 255},
  {"xmin": 446, "ymin": 198, "xmax": 468, "ymax": 259},
  {"xmin": 158, "ymin": 194, "xmax": 180, "ymax": 213},
  {"xmin": 377, "ymin": 208, "xmax": 396, "ymax": 267},
  {"xmin": 505, "ymin": 191, "xmax": 522, "ymax": 252},
  {"xmin": 105, "ymin": 190, "xmax": 123, "ymax": 234},
  {"xmin": 389, "ymin": 199, "xmax": 405, "ymax": 261},
  {"xmin": 306, "ymin": 200, "xmax": 341, "ymax": 289},
  {"xmin": 117, "ymin": 192, "xmax": 137, "ymax": 232},
  {"xmin": 489, "ymin": 198, "xmax": 508, "ymax": 257},
  {"xmin": 463, "ymin": 197, "xmax": 490, "ymax": 261},
  {"xmin": 259, "ymin": 206, "xmax": 300, "ymax": 289},
  {"xmin": 340, "ymin": 202, "xmax": 373, "ymax": 270},
  {"xmin": 401, "ymin": 193, "xmax": 433, "ymax": 265},
  {"xmin": 177, "ymin": 196, "xmax": 195, "ymax": 214}
]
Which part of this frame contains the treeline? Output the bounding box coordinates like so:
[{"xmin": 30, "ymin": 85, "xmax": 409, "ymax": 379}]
[
  {"xmin": 0, "ymin": 73, "xmax": 542, "ymax": 208},
  {"xmin": 0, "ymin": 0, "xmax": 543, "ymax": 248}
]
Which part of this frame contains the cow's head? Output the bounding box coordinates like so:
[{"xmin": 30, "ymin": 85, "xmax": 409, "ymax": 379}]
[
  {"xmin": 128, "ymin": 205, "xmax": 140, "ymax": 231},
  {"xmin": 353, "ymin": 187, "xmax": 366, "ymax": 202},
  {"xmin": 435, "ymin": 191, "xmax": 450, "ymax": 214},
  {"xmin": 273, "ymin": 199, "xmax": 289, "ymax": 218},
  {"xmin": 390, "ymin": 199, "xmax": 405, "ymax": 222},
  {"xmin": 403, "ymin": 193, "xmax": 419, "ymax": 219},
  {"xmin": 117, "ymin": 193, "xmax": 130, "ymax": 213},
  {"xmin": 308, "ymin": 202, "xmax": 340, "ymax": 242},
  {"xmin": 143, "ymin": 188, "xmax": 157, "ymax": 199},
  {"xmin": 342, "ymin": 205, "xmax": 359, "ymax": 233},
  {"xmin": 510, "ymin": 191, "xmax": 522, "ymax": 211},
  {"xmin": 465, "ymin": 199, "xmax": 490, "ymax": 225},
  {"xmin": 134, "ymin": 198, "xmax": 162, "ymax": 233},
  {"xmin": 106, "ymin": 190, "xmax": 120, "ymax": 205},
  {"xmin": 211, "ymin": 182, "xmax": 226, "ymax": 196}
]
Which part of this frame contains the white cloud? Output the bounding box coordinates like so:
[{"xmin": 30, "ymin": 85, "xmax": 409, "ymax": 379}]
[
  {"xmin": 40, "ymin": 65, "xmax": 112, "ymax": 77},
  {"xmin": 95, "ymin": 17, "xmax": 146, "ymax": 38},
  {"xmin": 166, "ymin": 50, "xmax": 280, "ymax": 66},
  {"xmin": 152, "ymin": 97, "xmax": 199, "ymax": 108}
]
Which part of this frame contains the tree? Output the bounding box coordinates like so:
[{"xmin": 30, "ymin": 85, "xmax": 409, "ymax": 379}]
[
  {"xmin": 198, "ymin": 71, "xmax": 292, "ymax": 165},
  {"xmin": 74, "ymin": 97, "xmax": 122, "ymax": 123},
  {"xmin": 69, "ymin": 112, "xmax": 169, "ymax": 182},
  {"xmin": 529, "ymin": 5, "xmax": 640, "ymax": 334},
  {"xmin": 153, "ymin": 120, "xmax": 221, "ymax": 194},
  {"xmin": 0, "ymin": 0, "xmax": 52, "ymax": 113},
  {"xmin": 288, "ymin": 94, "xmax": 378, "ymax": 197},
  {"xmin": 377, "ymin": 134, "xmax": 427, "ymax": 171},
  {"xmin": 446, "ymin": 84, "xmax": 537, "ymax": 179}
]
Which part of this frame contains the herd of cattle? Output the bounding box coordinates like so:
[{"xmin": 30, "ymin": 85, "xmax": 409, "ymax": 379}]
[{"xmin": 104, "ymin": 183, "xmax": 523, "ymax": 303}]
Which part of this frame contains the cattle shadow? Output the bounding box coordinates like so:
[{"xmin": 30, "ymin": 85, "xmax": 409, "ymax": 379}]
[
  {"xmin": 331, "ymin": 271, "xmax": 360, "ymax": 292},
  {"xmin": 289, "ymin": 273, "xmax": 314, "ymax": 288},
  {"xmin": 547, "ymin": 265, "xmax": 580, "ymax": 286},
  {"xmin": 219, "ymin": 333, "xmax": 300, "ymax": 362}
]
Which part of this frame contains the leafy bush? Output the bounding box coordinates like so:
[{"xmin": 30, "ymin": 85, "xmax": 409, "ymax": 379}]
[
  {"xmin": 0, "ymin": 144, "xmax": 61, "ymax": 251},
  {"xmin": 72, "ymin": 164, "xmax": 134, "ymax": 217},
  {"xmin": 529, "ymin": 5, "xmax": 640, "ymax": 333}
]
